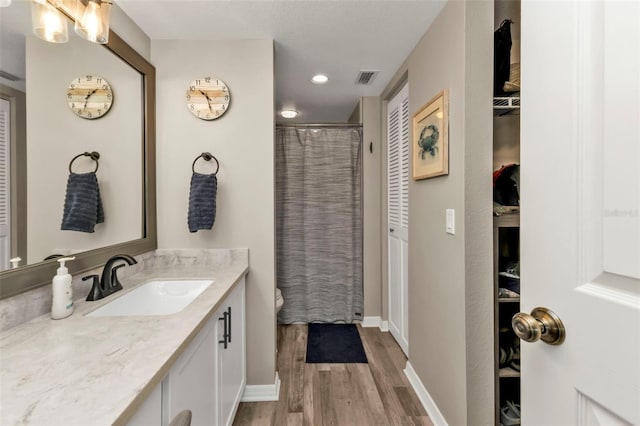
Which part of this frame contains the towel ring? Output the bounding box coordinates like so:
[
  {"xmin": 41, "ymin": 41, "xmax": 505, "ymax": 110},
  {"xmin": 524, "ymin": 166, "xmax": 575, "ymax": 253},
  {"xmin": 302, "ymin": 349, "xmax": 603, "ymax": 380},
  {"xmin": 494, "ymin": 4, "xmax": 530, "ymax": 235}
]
[
  {"xmin": 69, "ymin": 151, "xmax": 100, "ymax": 174},
  {"xmin": 192, "ymin": 152, "xmax": 219, "ymax": 175}
]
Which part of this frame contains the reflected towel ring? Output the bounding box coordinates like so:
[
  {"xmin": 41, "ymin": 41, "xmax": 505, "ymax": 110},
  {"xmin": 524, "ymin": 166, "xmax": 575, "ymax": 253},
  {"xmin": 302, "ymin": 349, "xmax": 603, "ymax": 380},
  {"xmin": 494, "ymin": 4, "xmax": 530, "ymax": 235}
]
[
  {"xmin": 69, "ymin": 151, "xmax": 100, "ymax": 173},
  {"xmin": 192, "ymin": 152, "xmax": 219, "ymax": 175}
]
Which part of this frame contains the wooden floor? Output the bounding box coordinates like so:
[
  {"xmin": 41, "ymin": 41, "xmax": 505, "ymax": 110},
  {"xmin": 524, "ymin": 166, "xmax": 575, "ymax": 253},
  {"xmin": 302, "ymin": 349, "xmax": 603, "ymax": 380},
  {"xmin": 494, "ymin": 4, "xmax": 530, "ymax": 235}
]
[{"xmin": 233, "ymin": 324, "xmax": 433, "ymax": 426}]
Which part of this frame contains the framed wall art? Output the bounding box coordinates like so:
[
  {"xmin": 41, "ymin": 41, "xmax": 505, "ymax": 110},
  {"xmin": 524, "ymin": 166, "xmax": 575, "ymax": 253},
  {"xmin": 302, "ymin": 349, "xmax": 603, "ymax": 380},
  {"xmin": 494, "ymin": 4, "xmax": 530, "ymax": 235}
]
[{"xmin": 412, "ymin": 89, "xmax": 449, "ymax": 180}]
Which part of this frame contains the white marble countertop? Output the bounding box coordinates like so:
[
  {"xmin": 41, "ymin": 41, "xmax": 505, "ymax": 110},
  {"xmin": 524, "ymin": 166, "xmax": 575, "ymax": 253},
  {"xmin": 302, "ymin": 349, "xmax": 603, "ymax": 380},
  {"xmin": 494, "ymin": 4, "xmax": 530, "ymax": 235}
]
[{"xmin": 0, "ymin": 249, "xmax": 249, "ymax": 426}]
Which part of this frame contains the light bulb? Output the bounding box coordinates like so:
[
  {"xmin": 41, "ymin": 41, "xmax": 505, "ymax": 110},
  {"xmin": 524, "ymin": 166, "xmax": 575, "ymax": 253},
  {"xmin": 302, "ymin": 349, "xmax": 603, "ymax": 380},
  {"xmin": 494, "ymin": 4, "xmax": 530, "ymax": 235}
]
[
  {"xmin": 311, "ymin": 74, "xmax": 329, "ymax": 84},
  {"xmin": 75, "ymin": 0, "xmax": 111, "ymax": 44},
  {"xmin": 44, "ymin": 9, "xmax": 64, "ymax": 41},
  {"xmin": 281, "ymin": 110, "xmax": 298, "ymax": 119},
  {"xmin": 81, "ymin": 1, "xmax": 101, "ymax": 42},
  {"xmin": 31, "ymin": 0, "xmax": 68, "ymax": 43}
]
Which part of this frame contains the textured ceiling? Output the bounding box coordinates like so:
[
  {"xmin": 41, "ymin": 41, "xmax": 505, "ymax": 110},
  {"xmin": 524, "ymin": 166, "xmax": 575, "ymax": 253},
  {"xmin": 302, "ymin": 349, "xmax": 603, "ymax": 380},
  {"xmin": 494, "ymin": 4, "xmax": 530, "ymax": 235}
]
[
  {"xmin": 116, "ymin": 0, "xmax": 447, "ymax": 123},
  {"xmin": 0, "ymin": 0, "xmax": 447, "ymax": 123}
]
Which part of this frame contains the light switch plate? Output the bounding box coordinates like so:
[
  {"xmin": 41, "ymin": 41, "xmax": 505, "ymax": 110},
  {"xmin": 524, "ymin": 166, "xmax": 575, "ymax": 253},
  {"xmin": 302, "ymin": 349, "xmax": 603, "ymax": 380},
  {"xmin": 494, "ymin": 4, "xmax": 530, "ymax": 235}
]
[{"xmin": 446, "ymin": 209, "xmax": 455, "ymax": 235}]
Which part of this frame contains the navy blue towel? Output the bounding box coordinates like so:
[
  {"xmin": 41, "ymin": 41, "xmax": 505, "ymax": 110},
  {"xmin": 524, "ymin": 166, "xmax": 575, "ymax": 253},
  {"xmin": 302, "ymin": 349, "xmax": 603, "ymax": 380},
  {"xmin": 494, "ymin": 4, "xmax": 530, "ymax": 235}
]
[
  {"xmin": 61, "ymin": 172, "xmax": 104, "ymax": 233},
  {"xmin": 188, "ymin": 172, "xmax": 217, "ymax": 232}
]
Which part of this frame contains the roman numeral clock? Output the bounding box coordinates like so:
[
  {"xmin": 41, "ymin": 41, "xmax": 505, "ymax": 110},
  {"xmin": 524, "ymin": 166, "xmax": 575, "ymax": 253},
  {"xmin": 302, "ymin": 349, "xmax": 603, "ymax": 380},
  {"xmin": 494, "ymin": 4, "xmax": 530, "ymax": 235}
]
[
  {"xmin": 186, "ymin": 77, "xmax": 230, "ymax": 120},
  {"xmin": 66, "ymin": 75, "xmax": 113, "ymax": 119}
]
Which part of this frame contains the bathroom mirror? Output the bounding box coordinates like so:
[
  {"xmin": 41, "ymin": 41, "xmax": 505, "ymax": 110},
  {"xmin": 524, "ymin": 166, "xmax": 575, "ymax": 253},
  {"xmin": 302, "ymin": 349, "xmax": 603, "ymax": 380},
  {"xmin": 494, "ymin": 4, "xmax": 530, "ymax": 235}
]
[{"xmin": 0, "ymin": 2, "xmax": 156, "ymax": 298}]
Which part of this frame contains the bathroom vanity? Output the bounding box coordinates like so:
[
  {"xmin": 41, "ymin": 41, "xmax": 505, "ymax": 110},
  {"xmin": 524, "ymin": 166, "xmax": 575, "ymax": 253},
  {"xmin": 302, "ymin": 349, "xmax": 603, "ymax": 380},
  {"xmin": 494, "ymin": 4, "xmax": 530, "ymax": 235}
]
[{"xmin": 0, "ymin": 249, "xmax": 248, "ymax": 426}]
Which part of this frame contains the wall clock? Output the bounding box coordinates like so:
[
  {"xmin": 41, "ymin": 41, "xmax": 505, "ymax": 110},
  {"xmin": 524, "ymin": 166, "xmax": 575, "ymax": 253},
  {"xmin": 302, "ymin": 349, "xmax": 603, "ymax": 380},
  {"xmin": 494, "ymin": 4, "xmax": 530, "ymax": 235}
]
[
  {"xmin": 66, "ymin": 75, "xmax": 113, "ymax": 119},
  {"xmin": 186, "ymin": 77, "xmax": 230, "ymax": 120}
]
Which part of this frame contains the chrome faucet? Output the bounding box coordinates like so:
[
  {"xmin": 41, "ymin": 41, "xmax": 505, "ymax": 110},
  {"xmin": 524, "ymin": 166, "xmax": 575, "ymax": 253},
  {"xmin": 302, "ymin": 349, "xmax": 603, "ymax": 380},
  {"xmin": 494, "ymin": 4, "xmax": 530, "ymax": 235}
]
[{"xmin": 83, "ymin": 254, "xmax": 138, "ymax": 301}]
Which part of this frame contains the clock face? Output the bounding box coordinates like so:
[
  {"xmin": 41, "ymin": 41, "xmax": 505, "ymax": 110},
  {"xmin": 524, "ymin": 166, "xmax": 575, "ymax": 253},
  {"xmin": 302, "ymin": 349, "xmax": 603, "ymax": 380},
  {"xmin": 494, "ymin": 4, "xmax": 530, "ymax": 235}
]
[
  {"xmin": 66, "ymin": 75, "xmax": 113, "ymax": 119},
  {"xmin": 186, "ymin": 77, "xmax": 230, "ymax": 120}
]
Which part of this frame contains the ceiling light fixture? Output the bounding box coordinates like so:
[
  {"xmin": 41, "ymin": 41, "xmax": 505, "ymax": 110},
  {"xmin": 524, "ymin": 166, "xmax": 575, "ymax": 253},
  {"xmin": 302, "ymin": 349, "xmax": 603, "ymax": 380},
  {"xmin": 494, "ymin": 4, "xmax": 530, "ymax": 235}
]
[
  {"xmin": 311, "ymin": 74, "xmax": 329, "ymax": 84},
  {"xmin": 281, "ymin": 109, "xmax": 298, "ymax": 119},
  {"xmin": 30, "ymin": 0, "xmax": 113, "ymax": 44},
  {"xmin": 31, "ymin": 0, "xmax": 69, "ymax": 43},
  {"xmin": 74, "ymin": 0, "xmax": 112, "ymax": 44}
]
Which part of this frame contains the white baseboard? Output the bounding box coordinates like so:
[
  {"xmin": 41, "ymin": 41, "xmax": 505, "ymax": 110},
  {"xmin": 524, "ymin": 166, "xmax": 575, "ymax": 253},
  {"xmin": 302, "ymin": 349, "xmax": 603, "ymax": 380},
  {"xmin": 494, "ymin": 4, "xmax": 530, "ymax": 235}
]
[
  {"xmin": 241, "ymin": 372, "xmax": 281, "ymax": 402},
  {"xmin": 404, "ymin": 362, "xmax": 448, "ymax": 426},
  {"xmin": 362, "ymin": 316, "xmax": 381, "ymax": 328},
  {"xmin": 362, "ymin": 316, "xmax": 390, "ymax": 332}
]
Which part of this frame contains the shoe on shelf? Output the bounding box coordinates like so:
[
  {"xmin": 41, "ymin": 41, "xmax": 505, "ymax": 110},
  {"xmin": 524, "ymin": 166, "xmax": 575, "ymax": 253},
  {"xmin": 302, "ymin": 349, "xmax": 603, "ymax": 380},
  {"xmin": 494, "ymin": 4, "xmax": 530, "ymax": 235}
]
[
  {"xmin": 501, "ymin": 400, "xmax": 521, "ymax": 426},
  {"xmin": 509, "ymin": 338, "xmax": 520, "ymax": 371},
  {"xmin": 498, "ymin": 287, "xmax": 520, "ymax": 298},
  {"xmin": 499, "ymin": 345, "xmax": 514, "ymax": 368}
]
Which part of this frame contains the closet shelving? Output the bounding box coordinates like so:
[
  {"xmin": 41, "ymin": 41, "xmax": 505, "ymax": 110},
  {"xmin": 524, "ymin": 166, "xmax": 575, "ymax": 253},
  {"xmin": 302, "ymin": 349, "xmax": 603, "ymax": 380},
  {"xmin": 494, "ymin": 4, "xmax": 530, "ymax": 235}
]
[
  {"xmin": 493, "ymin": 93, "xmax": 522, "ymax": 421},
  {"xmin": 493, "ymin": 97, "xmax": 521, "ymax": 422},
  {"xmin": 494, "ymin": 5, "xmax": 521, "ymax": 423},
  {"xmin": 493, "ymin": 208, "xmax": 521, "ymax": 424},
  {"xmin": 493, "ymin": 96, "xmax": 520, "ymax": 116}
]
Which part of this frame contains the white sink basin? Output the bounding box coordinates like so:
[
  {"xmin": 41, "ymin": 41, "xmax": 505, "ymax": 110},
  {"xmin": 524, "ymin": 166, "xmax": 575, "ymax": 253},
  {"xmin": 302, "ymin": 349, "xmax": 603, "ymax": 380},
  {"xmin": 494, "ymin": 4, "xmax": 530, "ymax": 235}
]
[{"xmin": 87, "ymin": 280, "xmax": 214, "ymax": 317}]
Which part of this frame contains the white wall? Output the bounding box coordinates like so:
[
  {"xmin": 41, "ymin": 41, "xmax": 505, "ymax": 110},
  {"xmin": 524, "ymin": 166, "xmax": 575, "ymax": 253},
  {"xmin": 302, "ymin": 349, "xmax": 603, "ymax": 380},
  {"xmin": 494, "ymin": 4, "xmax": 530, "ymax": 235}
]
[
  {"xmin": 152, "ymin": 39, "xmax": 276, "ymax": 386},
  {"xmin": 26, "ymin": 34, "xmax": 142, "ymax": 263}
]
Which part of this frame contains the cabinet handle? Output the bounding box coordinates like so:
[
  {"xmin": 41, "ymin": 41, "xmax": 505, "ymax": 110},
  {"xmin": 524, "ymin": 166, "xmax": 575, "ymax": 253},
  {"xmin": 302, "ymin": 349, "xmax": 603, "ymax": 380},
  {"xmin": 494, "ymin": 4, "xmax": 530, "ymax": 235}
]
[
  {"xmin": 218, "ymin": 312, "xmax": 228, "ymax": 349},
  {"xmin": 227, "ymin": 306, "xmax": 232, "ymax": 343}
]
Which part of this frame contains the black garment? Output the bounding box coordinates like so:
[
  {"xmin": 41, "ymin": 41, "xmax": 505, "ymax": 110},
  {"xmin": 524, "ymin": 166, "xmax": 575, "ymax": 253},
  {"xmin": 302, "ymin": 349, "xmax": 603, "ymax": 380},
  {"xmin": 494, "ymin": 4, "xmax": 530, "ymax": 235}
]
[
  {"xmin": 493, "ymin": 163, "xmax": 520, "ymax": 206},
  {"xmin": 494, "ymin": 19, "xmax": 513, "ymax": 96}
]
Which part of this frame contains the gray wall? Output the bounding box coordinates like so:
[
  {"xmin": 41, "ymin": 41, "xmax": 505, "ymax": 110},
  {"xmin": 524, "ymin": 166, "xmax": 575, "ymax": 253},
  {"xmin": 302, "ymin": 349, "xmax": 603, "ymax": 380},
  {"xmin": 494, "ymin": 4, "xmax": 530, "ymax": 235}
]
[
  {"xmin": 109, "ymin": 3, "xmax": 151, "ymax": 61},
  {"xmin": 361, "ymin": 97, "xmax": 382, "ymax": 317},
  {"xmin": 380, "ymin": 1, "xmax": 494, "ymax": 424},
  {"xmin": 151, "ymin": 40, "xmax": 276, "ymax": 386},
  {"xmin": 26, "ymin": 34, "xmax": 143, "ymax": 264}
]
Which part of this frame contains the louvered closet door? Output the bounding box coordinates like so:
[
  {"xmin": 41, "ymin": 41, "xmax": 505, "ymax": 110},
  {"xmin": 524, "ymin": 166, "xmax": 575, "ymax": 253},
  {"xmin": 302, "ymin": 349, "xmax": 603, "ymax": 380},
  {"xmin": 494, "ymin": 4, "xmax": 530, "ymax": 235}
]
[
  {"xmin": 387, "ymin": 84, "xmax": 409, "ymax": 355},
  {"xmin": 0, "ymin": 98, "xmax": 10, "ymax": 270}
]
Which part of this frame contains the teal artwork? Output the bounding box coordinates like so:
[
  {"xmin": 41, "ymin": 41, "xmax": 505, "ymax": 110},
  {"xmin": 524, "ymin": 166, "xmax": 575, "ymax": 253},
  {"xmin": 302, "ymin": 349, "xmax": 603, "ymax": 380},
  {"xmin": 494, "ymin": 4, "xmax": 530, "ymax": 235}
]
[{"xmin": 417, "ymin": 124, "xmax": 439, "ymax": 160}]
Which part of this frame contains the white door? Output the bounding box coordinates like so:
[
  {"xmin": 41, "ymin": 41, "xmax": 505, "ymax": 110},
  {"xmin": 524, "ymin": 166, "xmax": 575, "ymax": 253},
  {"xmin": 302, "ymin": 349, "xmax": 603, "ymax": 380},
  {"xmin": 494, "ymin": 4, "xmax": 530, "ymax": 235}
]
[
  {"xmin": 520, "ymin": 1, "xmax": 639, "ymax": 424},
  {"xmin": 0, "ymin": 98, "xmax": 10, "ymax": 270},
  {"xmin": 387, "ymin": 83, "xmax": 409, "ymax": 355}
]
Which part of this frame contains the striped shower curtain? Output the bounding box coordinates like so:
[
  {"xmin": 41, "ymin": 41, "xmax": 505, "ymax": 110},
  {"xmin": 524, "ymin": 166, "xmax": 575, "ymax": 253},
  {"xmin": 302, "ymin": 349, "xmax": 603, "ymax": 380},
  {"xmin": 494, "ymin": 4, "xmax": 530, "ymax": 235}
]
[{"xmin": 275, "ymin": 126, "xmax": 363, "ymax": 324}]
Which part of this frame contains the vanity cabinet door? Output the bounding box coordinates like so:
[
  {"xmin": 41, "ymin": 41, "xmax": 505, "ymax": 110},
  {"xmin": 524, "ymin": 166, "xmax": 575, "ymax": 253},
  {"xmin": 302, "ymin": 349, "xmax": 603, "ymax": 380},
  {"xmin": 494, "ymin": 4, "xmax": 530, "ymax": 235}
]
[
  {"xmin": 164, "ymin": 315, "xmax": 218, "ymax": 426},
  {"xmin": 216, "ymin": 277, "xmax": 246, "ymax": 426}
]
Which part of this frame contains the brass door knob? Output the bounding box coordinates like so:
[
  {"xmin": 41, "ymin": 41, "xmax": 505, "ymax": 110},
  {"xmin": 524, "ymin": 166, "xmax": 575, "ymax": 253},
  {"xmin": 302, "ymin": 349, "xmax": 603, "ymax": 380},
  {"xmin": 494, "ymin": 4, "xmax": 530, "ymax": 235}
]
[{"xmin": 512, "ymin": 307, "xmax": 566, "ymax": 345}]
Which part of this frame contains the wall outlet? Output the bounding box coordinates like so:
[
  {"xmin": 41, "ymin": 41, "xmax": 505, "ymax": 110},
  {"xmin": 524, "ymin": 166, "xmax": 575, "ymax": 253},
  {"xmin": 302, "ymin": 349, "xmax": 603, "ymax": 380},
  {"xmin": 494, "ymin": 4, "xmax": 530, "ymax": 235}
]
[{"xmin": 446, "ymin": 209, "xmax": 455, "ymax": 235}]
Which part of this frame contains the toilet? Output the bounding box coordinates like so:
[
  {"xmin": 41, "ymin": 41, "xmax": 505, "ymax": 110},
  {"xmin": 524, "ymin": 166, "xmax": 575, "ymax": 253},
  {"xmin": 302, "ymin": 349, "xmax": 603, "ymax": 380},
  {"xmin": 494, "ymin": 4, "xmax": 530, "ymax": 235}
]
[{"xmin": 275, "ymin": 288, "xmax": 284, "ymax": 313}]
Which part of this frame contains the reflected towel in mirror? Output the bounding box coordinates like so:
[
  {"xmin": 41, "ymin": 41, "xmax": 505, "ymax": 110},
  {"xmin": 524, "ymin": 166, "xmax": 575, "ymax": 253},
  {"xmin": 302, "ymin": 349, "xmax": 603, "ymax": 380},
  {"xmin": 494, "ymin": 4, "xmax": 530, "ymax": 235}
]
[
  {"xmin": 188, "ymin": 172, "xmax": 217, "ymax": 232},
  {"xmin": 61, "ymin": 172, "xmax": 104, "ymax": 233}
]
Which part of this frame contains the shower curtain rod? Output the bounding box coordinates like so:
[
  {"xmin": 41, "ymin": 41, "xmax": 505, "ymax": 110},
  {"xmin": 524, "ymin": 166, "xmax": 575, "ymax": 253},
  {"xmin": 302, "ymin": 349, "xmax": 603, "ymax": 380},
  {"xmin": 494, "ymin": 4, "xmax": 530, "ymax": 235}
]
[{"xmin": 276, "ymin": 123, "xmax": 363, "ymax": 128}]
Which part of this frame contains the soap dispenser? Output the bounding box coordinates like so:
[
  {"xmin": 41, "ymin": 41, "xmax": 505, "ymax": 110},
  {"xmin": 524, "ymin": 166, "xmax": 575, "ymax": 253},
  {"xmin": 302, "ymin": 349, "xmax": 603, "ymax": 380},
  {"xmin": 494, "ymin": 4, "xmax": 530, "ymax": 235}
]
[{"xmin": 52, "ymin": 256, "xmax": 76, "ymax": 320}]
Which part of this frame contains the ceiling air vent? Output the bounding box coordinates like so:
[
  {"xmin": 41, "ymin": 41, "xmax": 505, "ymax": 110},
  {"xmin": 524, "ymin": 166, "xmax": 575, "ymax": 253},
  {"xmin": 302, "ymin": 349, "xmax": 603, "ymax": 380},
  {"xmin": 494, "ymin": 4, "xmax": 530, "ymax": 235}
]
[
  {"xmin": 355, "ymin": 70, "xmax": 379, "ymax": 85},
  {"xmin": 0, "ymin": 70, "xmax": 21, "ymax": 81}
]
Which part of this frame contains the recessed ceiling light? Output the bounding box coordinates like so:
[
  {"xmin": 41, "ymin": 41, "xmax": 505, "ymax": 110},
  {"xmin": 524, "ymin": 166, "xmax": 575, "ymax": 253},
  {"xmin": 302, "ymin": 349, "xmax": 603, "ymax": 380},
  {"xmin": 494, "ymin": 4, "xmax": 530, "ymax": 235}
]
[
  {"xmin": 281, "ymin": 109, "xmax": 298, "ymax": 118},
  {"xmin": 311, "ymin": 74, "xmax": 329, "ymax": 84}
]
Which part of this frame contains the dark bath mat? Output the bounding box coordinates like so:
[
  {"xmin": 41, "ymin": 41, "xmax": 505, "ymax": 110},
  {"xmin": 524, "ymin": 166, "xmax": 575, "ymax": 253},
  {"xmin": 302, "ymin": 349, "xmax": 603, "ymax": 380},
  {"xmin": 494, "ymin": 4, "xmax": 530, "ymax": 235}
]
[{"xmin": 306, "ymin": 323, "xmax": 368, "ymax": 363}]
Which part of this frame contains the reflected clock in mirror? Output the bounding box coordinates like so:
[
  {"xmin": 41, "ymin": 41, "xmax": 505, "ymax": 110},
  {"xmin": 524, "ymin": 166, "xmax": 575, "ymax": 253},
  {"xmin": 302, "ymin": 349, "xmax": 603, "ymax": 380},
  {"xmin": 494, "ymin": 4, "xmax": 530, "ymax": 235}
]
[{"xmin": 67, "ymin": 75, "xmax": 113, "ymax": 119}]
